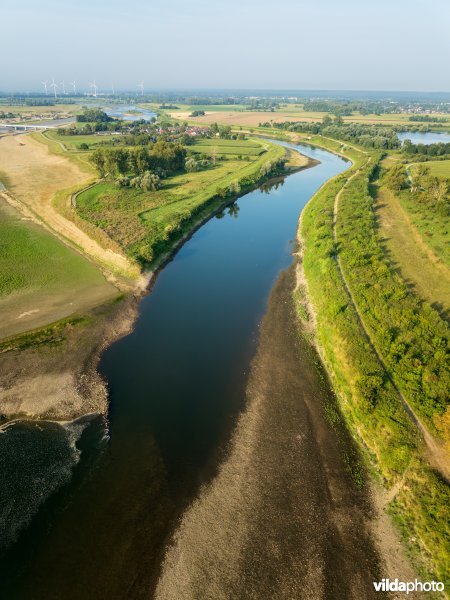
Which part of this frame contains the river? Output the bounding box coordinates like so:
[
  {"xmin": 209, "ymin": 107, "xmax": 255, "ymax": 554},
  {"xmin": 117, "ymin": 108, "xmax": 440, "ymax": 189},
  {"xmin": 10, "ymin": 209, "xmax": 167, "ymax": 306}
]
[{"xmin": 0, "ymin": 141, "xmax": 383, "ymax": 598}]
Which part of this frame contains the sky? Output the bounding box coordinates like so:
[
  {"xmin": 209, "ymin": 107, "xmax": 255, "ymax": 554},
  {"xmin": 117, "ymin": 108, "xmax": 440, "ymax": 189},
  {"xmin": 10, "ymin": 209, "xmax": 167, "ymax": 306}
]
[{"xmin": 1, "ymin": 0, "xmax": 449, "ymax": 93}]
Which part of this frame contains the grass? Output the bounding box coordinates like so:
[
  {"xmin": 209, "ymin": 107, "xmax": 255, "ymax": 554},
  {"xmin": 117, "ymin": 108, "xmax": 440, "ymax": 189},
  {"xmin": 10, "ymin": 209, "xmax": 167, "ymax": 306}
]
[
  {"xmin": 43, "ymin": 129, "xmax": 119, "ymax": 152},
  {"xmin": 375, "ymin": 185, "xmax": 450, "ymax": 311},
  {"xmin": 412, "ymin": 159, "xmax": 450, "ymax": 179},
  {"xmin": 76, "ymin": 142, "xmax": 285, "ymax": 265},
  {"xmin": 394, "ymin": 187, "xmax": 450, "ymax": 269},
  {"xmin": 189, "ymin": 138, "xmax": 265, "ymax": 156},
  {"xmin": 298, "ymin": 145, "xmax": 450, "ymax": 583},
  {"xmin": 0, "ymin": 198, "xmax": 116, "ymax": 339}
]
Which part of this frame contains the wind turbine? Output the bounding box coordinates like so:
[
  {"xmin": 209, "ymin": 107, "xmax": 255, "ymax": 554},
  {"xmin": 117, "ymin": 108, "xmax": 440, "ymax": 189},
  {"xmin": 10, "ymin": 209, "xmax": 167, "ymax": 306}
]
[
  {"xmin": 50, "ymin": 79, "xmax": 58, "ymax": 99},
  {"xmin": 71, "ymin": 81, "xmax": 76, "ymax": 95},
  {"xmin": 89, "ymin": 81, "xmax": 97, "ymax": 97},
  {"xmin": 60, "ymin": 80, "xmax": 67, "ymax": 95},
  {"xmin": 138, "ymin": 82, "xmax": 144, "ymax": 96},
  {"xmin": 41, "ymin": 80, "xmax": 48, "ymax": 95}
]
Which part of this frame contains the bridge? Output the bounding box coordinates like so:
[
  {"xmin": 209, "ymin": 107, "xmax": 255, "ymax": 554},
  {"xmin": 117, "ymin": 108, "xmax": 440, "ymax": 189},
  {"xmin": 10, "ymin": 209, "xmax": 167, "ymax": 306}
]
[{"xmin": 0, "ymin": 123, "xmax": 56, "ymax": 131}]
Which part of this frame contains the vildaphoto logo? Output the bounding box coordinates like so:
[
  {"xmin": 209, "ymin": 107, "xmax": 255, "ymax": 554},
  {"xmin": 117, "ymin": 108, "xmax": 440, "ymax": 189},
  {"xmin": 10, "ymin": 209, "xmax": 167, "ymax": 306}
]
[{"xmin": 373, "ymin": 579, "xmax": 445, "ymax": 594}]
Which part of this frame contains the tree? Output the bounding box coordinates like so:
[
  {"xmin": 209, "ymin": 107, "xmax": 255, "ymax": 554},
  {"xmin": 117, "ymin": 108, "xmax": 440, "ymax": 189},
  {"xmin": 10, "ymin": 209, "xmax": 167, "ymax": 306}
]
[
  {"xmin": 427, "ymin": 177, "xmax": 449, "ymax": 204},
  {"xmin": 141, "ymin": 171, "xmax": 161, "ymax": 191},
  {"xmin": 385, "ymin": 164, "xmax": 407, "ymax": 192},
  {"xmin": 228, "ymin": 180, "xmax": 241, "ymax": 195},
  {"xmin": 411, "ymin": 164, "xmax": 430, "ymax": 191},
  {"xmin": 90, "ymin": 149, "xmax": 107, "ymax": 177}
]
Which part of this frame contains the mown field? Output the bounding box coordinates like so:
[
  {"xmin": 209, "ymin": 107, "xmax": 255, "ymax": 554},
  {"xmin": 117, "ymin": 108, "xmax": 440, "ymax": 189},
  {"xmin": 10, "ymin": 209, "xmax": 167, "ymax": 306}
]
[
  {"xmin": 412, "ymin": 159, "xmax": 450, "ymax": 179},
  {"xmin": 189, "ymin": 138, "xmax": 265, "ymax": 156},
  {"xmin": 43, "ymin": 129, "xmax": 119, "ymax": 152},
  {"xmin": 297, "ymin": 143, "xmax": 450, "ymax": 583},
  {"xmin": 76, "ymin": 142, "xmax": 285, "ymax": 265},
  {"xmin": 0, "ymin": 197, "xmax": 116, "ymax": 339}
]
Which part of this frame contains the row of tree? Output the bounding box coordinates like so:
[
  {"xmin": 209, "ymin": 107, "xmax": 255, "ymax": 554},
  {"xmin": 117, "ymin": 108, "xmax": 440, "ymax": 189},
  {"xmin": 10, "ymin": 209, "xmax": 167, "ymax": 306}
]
[
  {"xmin": 260, "ymin": 119, "xmax": 401, "ymax": 149},
  {"xmin": 89, "ymin": 141, "xmax": 186, "ymax": 178},
  {"xmin": 402, "ymin": 140, "xmax": 450, "ymax": 156}
]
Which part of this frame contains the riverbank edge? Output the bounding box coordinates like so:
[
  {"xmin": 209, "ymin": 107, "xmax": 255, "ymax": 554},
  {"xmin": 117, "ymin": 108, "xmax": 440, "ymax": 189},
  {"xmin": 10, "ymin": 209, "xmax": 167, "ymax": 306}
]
[
  {"xmin": 0, "ymin": 145, "xmax": 317, "ymax": 424},
  {"xmin": 292, "ymin": 137, "xmax": 449, "ymax": 588}
]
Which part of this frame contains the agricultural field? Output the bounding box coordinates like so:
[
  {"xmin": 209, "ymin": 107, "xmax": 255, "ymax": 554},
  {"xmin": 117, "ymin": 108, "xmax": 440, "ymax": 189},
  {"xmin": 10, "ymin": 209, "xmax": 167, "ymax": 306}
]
[
  {"xmin": 76, "ymin": 142, "xmax": 285, "ymax": 264},
  {"xmin": 164, "ymin": 104, "xmax": 450, "ymax": 128},
  {"xmin": 0, "ymin": 103, "xmax": 81, "ymax": 116},
  {"xmin": 189, "ymin": 138, "xmax": 265, "ymax": 156},
  {"xmin": 0, "ymin": 197, "xmax": 117, "ymax": 339}
]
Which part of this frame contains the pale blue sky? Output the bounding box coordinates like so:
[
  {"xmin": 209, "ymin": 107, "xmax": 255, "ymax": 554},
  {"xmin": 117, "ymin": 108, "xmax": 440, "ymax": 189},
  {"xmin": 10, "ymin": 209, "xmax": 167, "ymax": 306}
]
[{"xmin": 1, "ymin": 0, "xmax": 449, "ymax": 92}]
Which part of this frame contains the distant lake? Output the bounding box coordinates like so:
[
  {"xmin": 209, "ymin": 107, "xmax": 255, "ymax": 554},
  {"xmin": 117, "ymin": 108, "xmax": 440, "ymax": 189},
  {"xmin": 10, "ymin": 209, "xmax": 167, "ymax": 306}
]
[
  {"xmin": 398, "ymin": 131, "xmax": 450, "ymax": 145},
  {"xmin": 103, "ymin": 104, "xmax": 156, "ymax": 122}
]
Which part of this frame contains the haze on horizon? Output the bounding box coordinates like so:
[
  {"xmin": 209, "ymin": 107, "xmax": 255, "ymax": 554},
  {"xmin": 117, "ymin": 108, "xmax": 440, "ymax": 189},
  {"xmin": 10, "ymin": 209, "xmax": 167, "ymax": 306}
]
[{"xmin": 1, "ymin": 0, "xmax": 449, "ymax": 93}]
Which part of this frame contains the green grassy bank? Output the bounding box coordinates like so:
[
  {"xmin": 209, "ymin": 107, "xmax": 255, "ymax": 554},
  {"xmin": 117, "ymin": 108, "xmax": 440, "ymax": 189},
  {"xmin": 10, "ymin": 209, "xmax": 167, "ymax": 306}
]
[{"xmin": 297, "ymin": 144, "xmax": 449, "ymax": 583}]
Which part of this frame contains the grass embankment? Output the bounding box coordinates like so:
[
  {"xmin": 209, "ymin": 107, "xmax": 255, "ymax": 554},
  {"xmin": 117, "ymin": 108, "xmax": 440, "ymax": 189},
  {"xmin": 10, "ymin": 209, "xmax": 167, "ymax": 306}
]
[
  {"xmin": 400, "ymin": 168, "xmax": 450, "ymax": 268},
  {"xmin": 0, "ymin": 197, "xmax": 116, "ymax": 340},
  {"xmin": 375, "ymin": 186, "xmax": 450, "ymax": 312},
  {"xmin": 76, "ymin": 141, "xmax": 286, "ymax": 265},
  {"xmin": 298, "ymin": 147, "xmax": 449, "ymax": 583},
  {"xmin": 42, "ymin": 129, "xmax": 119, "ymax": 153}
]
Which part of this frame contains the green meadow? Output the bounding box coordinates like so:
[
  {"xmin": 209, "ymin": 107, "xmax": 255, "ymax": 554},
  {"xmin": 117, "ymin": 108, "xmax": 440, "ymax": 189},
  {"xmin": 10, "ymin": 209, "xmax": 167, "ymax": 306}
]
[
  {"xmin": 0, "ymin": 198, "xmax": 116, "ymax": 339},
  {"xmin": 189, "ymin": 138, "xmax": 265, "ymax": 156}
]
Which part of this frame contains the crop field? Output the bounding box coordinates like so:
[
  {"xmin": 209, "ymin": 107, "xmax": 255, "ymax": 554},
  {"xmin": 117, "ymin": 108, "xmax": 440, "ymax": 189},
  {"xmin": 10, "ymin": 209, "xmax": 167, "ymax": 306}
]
[
  {"xmin": 0, "ymin": 103, "xmax": 81, "ymax": 115},
  {"xmin": 189, "ymin": 138, "xmax": 265, "ymax": 156},
  {"xmin": 0, "ymin": 197, "xmax": 117, "ymax": 339},
  {"xmin": 167, "ymin": 105, "xmax": 450, "ymax": 127}
]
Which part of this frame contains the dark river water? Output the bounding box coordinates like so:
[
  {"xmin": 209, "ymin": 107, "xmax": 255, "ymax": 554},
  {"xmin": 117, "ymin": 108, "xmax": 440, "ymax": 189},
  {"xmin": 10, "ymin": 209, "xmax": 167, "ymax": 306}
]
[{"xmin": 0, "ymin": 141, "xmax": 350, "ymax": 599}]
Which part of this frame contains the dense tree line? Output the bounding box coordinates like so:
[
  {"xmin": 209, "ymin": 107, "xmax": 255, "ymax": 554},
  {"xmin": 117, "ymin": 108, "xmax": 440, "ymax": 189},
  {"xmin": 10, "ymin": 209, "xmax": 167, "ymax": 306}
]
[
  {"xmin": 89, "ymin": 141, "xmax": 186, "ymax": 179},
  {"xmin": 402, "ymin": 139, "xmax": 450, "ymax": 156},
  {"xmin": 76, "ymin": 108, "xmax": 113, "ymax": 123},
  {"xmin": 260, "ymin": 120, "xmax": 401, "ymax": 149},
  {"xmin": 409, "ymin": 115, "xmax": 448, "ymax": 123}
]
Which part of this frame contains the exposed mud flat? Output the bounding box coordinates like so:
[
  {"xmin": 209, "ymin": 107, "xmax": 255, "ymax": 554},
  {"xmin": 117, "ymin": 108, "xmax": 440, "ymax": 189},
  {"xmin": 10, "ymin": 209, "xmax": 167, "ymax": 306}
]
[
  {"xmin": 0, "ymin": 295, "xmax": 139, "ymax": 421},
  {"xmin": 155, "ymin": 267, "xmax": 386, "ymax": 599}
]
